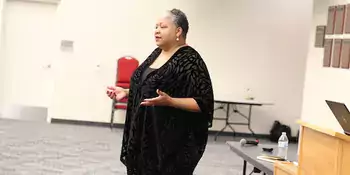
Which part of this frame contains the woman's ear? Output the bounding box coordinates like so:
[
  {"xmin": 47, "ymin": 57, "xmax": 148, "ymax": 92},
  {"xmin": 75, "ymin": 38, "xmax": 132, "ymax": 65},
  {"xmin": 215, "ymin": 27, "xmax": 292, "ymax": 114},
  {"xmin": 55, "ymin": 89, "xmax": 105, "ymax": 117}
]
[{"xmin": 176, "ymin": 27, "xmax": 183, "ymax": 38}]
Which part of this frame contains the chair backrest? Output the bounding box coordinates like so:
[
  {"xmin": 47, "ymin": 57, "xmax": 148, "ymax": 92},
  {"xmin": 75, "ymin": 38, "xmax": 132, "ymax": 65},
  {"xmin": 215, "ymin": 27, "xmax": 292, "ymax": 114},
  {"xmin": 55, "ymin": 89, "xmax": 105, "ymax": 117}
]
[{"xmin": 116, "ymin": 56, "xmax": 139, "ymax": 86}]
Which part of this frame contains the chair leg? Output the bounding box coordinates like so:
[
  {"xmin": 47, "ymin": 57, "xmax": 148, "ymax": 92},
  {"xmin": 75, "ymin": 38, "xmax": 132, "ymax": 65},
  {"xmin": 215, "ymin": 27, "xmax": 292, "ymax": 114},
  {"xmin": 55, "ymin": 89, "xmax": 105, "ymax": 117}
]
[{"xmin": 110, "ymin": 100, "xmax": 116, "ymax": 130}]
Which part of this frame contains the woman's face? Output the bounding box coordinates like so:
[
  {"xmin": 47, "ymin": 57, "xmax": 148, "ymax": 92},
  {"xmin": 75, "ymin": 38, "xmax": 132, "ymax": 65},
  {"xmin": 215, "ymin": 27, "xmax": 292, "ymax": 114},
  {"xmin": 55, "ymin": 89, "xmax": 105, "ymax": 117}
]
[{"xmin": 154, "ymin": 13, "xmax": 181, "ymax": 47}]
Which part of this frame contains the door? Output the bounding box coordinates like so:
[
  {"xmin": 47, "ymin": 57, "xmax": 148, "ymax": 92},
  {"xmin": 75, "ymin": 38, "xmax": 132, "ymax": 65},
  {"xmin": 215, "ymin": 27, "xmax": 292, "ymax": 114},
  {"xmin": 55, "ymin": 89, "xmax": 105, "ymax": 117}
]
[{"xmin": 2, "ymin": 1, "xmax": 57, "ymax": 113}]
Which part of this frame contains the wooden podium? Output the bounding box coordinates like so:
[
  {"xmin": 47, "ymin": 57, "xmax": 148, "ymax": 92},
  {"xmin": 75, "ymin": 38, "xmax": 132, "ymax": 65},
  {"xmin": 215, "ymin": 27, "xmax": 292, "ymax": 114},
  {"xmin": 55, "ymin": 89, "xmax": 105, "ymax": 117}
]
[
  {"xmin": 274, "ymin": 120, "xmax": 350, "ymax": 175},
  {"xmin": 274, "ymin": 161, "xmax": 298, "ymax": 175}
]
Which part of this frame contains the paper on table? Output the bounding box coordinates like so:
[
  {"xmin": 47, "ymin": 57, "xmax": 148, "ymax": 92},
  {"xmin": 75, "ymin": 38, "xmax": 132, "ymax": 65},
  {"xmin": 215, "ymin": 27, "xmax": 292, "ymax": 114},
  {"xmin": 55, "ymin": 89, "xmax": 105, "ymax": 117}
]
[{"xmin": 256, "ymin": 155, "xmax": 286, "ymax": 163}]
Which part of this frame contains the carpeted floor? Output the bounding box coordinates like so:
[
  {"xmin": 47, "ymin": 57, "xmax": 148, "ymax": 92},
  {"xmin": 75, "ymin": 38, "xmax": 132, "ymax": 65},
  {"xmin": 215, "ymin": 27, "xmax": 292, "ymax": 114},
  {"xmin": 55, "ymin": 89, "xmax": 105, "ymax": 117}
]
[{"xmin": 0, "ymin": 119, "xmax": 254, "ymax": 175}]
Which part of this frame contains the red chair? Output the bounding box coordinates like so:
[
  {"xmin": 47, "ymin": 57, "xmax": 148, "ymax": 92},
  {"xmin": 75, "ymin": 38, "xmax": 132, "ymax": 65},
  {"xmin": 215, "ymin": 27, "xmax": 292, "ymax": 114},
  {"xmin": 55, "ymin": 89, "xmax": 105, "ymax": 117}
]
[{"xmin": 110, "ymin": 56, "xmax": 139, "ymax": 129}]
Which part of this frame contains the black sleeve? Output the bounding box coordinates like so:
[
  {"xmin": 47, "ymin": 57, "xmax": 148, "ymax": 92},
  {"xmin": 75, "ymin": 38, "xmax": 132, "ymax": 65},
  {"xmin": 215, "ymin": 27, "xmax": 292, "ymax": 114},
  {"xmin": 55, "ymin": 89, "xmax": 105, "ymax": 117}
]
[{"xmin": 186, "ymin": 53, "xmax": 214, "ymax": 127}]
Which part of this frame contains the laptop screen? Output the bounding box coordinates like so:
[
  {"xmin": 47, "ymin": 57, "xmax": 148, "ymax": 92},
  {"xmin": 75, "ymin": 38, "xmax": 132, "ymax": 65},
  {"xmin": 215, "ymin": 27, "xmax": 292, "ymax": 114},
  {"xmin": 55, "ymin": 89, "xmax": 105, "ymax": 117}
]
[{"xmin": 326, "ymin": 100, "xmax": 350, "ymax": 133}]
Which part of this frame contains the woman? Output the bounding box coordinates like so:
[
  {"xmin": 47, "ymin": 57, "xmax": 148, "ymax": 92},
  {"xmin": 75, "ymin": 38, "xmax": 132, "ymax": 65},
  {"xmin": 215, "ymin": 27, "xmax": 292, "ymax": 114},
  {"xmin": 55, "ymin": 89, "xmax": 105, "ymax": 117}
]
[{"xmin": 107, "ymin": 8, "xmax": 214, "ymax": 175}]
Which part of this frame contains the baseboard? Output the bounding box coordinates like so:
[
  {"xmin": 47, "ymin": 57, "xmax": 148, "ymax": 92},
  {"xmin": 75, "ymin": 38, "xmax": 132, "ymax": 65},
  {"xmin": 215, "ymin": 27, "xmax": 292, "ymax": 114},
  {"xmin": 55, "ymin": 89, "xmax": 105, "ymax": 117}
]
[
  {"xmin": 50, "ymin": 118, "xmax": 125, "ymax": 128},
  {"xmin": 0, "ymin": 105, "xmax": 47, "ymax": 122},
  {"xmin": 207, "ymin": 130, "xmax": 269, "ymax": 139},
  {"xmin": 50, "ymin": 118, "xmax": 298, "ymax": 142}
]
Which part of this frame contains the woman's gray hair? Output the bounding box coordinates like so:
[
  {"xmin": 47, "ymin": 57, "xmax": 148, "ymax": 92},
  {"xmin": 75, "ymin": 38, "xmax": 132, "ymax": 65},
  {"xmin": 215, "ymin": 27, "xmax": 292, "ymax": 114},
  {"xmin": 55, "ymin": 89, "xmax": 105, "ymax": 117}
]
[{"xmin": 168, "ymin": 8, "xmax": 189, "ymax": 39}]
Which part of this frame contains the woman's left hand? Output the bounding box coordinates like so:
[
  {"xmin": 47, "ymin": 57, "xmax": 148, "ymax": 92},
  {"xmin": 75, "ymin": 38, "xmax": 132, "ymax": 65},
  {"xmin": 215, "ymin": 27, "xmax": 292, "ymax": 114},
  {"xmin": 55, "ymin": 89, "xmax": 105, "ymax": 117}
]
[{"xmin": 141, "ymin": 89, "xmax": 173, "ymax": 106}]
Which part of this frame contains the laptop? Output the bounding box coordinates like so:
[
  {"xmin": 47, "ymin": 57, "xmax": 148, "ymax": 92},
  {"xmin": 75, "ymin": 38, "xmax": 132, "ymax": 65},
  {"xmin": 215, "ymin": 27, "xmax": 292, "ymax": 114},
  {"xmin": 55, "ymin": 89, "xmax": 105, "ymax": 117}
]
[{"xmin": 326, "ymin": 100, "xmax": 350, "ymax": 136}]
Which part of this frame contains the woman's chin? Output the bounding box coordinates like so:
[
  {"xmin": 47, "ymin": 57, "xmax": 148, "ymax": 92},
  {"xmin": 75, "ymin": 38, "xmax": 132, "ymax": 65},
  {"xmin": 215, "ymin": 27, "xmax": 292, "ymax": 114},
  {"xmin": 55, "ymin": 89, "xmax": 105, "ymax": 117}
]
[{"xmin": 155, "ymin": 42, "xmax": 162, "ymax": 46}]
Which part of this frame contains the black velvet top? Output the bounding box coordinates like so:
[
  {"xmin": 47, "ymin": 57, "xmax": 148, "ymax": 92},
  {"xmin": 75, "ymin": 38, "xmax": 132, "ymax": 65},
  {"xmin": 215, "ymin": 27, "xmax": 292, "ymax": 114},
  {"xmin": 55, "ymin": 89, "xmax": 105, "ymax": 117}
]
[{"xmin": 120, "ymin": 46, "xmax": 214, "ymax": 175}]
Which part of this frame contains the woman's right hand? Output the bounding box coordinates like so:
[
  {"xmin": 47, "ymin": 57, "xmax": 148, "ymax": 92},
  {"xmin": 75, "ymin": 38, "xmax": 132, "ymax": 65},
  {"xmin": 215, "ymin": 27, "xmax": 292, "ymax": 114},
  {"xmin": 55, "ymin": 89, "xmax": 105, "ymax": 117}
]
[{"xmin": 106, "ymin": 86, "xmax": 127, "ymax": 101}]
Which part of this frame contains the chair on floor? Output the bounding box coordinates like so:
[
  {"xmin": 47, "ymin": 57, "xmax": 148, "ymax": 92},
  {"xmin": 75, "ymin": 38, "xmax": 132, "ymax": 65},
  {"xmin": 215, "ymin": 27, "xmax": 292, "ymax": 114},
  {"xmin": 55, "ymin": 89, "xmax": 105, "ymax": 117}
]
[{"xmin": 110, "ymin": 56, "xmax": 139, "ymax": 129}]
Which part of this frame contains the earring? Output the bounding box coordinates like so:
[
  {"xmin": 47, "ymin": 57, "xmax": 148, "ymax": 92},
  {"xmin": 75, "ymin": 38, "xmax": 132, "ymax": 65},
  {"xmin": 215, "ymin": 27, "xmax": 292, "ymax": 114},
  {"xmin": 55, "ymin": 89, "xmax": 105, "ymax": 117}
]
[{"xmin": 176, "ymin": 37, "xmax": 179, "ymax": 41}]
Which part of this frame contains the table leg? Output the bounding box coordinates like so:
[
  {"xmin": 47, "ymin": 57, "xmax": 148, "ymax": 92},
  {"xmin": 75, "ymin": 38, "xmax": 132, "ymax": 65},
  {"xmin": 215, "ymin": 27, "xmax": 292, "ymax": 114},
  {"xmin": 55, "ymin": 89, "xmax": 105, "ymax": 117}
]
[
  {"xmin": 110, "ymin": 99, "xmax": 116, "ymax": 130},
  {"xmin": 214, "ymin": 104, "xmax": 234, "ymax": 141},
  {"xmin": 214, "ymin": 125, "xmax": 227, "ymax": 141},
  {"xmin": 225, "ymin": 104, "xmax": 235, "ymax": 134},
  {"xmin": 243, "ymin": 160, "xmax": 247, "ymax": 175},
  {"xmin": 247, "ymin": 105, "xmax": 256, "ymax": 136}
]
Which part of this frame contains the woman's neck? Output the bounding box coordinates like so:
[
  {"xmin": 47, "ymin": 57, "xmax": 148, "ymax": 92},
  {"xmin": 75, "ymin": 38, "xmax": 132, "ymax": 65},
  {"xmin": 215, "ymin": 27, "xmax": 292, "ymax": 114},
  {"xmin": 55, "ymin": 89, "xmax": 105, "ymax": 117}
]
[{"xmin": 161, "ymin": 42, "xmax": 186, "ymax": 53}]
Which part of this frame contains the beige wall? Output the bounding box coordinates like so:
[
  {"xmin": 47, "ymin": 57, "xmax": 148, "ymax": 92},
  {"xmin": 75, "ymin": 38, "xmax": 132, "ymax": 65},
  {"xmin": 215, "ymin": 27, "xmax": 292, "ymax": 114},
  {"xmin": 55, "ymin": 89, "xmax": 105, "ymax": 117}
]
[
  {"xmin": 0, "ymin": 0, "xmax": 313, "ymax": 135},
  {"xmin": 301, "ymin": 0, "xmax": 350, "ymax": 133}
]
